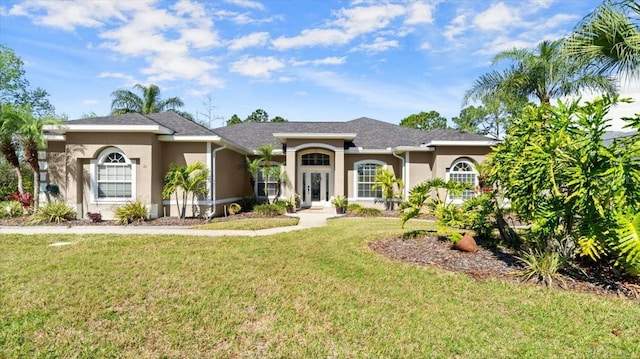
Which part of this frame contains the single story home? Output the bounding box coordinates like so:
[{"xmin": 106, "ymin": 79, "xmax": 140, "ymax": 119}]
[{"xmin": 43, "ymin": 112, "xmax": 496, "ymax": 219}]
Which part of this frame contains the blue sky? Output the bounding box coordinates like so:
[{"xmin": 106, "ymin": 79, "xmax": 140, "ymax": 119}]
[{"xmin": 1, "ymin": 0, "xmax": 638, "ymax": 130}]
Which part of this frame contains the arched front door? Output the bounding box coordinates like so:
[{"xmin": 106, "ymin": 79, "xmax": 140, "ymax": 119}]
[{"xmin": 298, "ymin": 151, "xmax": 333, "ymax": 207}]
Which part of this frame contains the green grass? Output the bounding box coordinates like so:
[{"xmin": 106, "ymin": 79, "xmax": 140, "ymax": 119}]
[
  {"xmin": 1, "ymin": 218, "xmax": 639, "ymax": 358},
  {"xmin": 192, "ymin": 217, "xmax": 299, "ymax": 230}
]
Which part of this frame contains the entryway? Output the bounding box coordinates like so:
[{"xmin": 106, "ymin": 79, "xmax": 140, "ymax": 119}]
[{"xmin": 300, "ymin": 170, "xmax": 332, "ymax": 207}]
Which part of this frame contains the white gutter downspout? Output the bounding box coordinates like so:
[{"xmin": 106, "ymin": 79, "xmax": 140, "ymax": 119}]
[
  {"xmin": 391, "ymin": 150, "xmax": 406, "ymax": 200},
  {"xmin": 208, "ymin": 144, "xmax": 227, "ymax": 219}
]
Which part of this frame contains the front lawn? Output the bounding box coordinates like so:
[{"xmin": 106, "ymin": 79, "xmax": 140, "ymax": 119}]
[
  {"xmin": 192, "ymin": 217, "xmax": 299, "ymax": 230},
  {"xmin": 1, "ymin": 218, "xmax": 639, "ymax": 358}
]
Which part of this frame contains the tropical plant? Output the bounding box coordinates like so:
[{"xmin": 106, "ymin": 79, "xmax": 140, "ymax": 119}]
[
  {"xmin": 0, "ymin": 104, "xmax": 24, "ymax": 196},
  {"xmin": 245, "ymin": 144, "xmax": 287, "ymax": 204},
  {"xmin": 372, "ymin": 167, "xmax": 403, "ymax": 210},
  {"xmin": 162, "ymin": 162, "xmax": 209, "ymax": 219},
  {"xmin": 114, "ymin": 200, "xmax": 148, "ymax": 225},
  {"xmin": 0, "ymin": 200, "xmax": 23, "ymax": 218},
  {"xmin": 613, "ymin": 210, "xmax": 640, "ymax": 276},
  {"xmin": 563, "ymin": 0, "xmax": 640, "ymax": 79},
  {"xmin": 516, "ymin": 249, "xmax": 568, "ymax": 287},
  {"xmin": 26, "ymin": 201, "xmax": 76, "ymax": 224},
  {"xmin": 399, "ymin": 178, "xmax": 471, "ymax": 228},
  {"xmin": 14, "ymin": 107, "xmax": 61, "ymax": 209},
  {"xmin": 487, "ymin": 95, "xmax": 640, "ymax": 276},
  {"xmin": 460, "ymin": 193, "xmax": 495, "ymax": 240},
  {"xmin": 111, "ymin": 84, "xmax": 185, "ymax": 115},
  {"xmin": 331, "ymin": 195, "xmax": 348, "ymax": 208},
  {"xmin": 464, "ymin": 39, "xmax": 617, "ymax": 106}
]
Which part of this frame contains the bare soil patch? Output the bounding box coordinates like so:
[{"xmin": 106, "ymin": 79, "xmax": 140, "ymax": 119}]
[{"xmin": 370, "ymin": 233, "xmax": 640, "ymax": 301}]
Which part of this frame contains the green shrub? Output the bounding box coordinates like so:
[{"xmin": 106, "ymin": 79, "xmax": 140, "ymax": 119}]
[
  {"xmin": 346, "ymin": 203, "xmax": 362, "ymax": 212},
  {"xmin": 349, "ymin": 206, "xmax": 382, "ymax": 217},
  {"xmin": 241, "ymin": 196, "xmax": 257, "ymax": 211},
  {"xmin": 114, "ymin": 201, "xmax": 148, "ymax": 225},
  {"xmin": 27, "ymin": 201, "xmax": 76, "ymax": 224},
  {"xmin": 461, "ymin": 193, "xmax": 495, "ymax": 239},
  {"xmin": 253, "ymin": 203, "xmax": 284, "ymax": 217},
  {"xmin": 516, "ymin": 249, "xmax": 567, "ymax": 287},
  {"xmin": 0, "ymin": 201, "xmax": 24, "ymax": 218}
]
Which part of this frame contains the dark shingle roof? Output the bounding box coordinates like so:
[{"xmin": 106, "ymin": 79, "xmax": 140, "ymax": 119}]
[
  {"xmin": 65, "ymin": 112, "xmax": 217, "ymax": 136},
  {"xmin": 66, "ymin": 113, "xmax": 160, "ymax": 126},
  {"xmin": 213, "ymin": 117, "xmax": 492, "ymax": 151},
  {"xmin": 146, "ymin": 112, "xmax": 216, "ymax": 136},
  {"xmin": 64, "ymin": 114, "xmax": 492, "ymax": 150}
]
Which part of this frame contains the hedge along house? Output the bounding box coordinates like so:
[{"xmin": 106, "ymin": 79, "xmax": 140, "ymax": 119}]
[{"xmin": 44, "ymin": 113, "xmax": 496, "ymax": 219}]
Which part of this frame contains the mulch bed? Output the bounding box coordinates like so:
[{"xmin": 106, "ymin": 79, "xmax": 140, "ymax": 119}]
[{"xmin": 369, "ymin": 233, "xmax": 640, "ymax": 301}]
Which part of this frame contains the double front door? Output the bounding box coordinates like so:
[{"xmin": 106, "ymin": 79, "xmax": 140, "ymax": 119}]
[{"xmin": 301, "ymin": 170, "xmax": 331, "ymax": 207}]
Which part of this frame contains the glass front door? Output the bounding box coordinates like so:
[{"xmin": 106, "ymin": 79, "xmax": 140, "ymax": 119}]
[{"xmin": 302, "ymin": 171, "xmax": 331, "ymax": 207}]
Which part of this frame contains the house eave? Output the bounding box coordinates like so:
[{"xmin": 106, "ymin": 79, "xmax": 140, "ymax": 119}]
[
  {"xmin": 45, "ymin": 134, "xmax": 66, "ymax": 141},
  {"xmin": 157, "ymin": 135, "xmax": 222, "ymax": 142},
  {"xmin": 273, "ymin": 132, "xmax": 357, "ymax": 141},
  {"xmin": 44, "ymin": 124, "xmax": 174, "ymax": 135},
  {"xmin": 424, "ymin": 140, "xmax": 497, "ymax": 147}
]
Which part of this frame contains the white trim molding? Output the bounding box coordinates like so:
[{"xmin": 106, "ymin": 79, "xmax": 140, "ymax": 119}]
[{"xmin": 46, "ymin": 124, "xmax": 174, "ymax": 134}]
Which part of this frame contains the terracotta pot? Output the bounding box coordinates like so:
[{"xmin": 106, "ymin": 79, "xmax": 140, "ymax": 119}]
[
  {"xmin": 286, "ymin": 205, "xmax": 295, "ymax": 214},
  {"xmin": 335, "ymin": 206, "xmax": 346, "ymax": 215},
  {"xmin": 454, "ymin": 232, "xmax": 478, "ymax": 253}
]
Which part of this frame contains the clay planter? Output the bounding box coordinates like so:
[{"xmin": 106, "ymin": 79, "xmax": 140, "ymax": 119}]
[
  {"xmin": 453, "ymin": 232, "xmax": 478, "ymax": 253},
  {"xmin": 286, "ymin": 205, "xmax": 295, "ymax": 214},
  {"xmin": 335, "ymin": 206, "xmax": 346, "ymax": 215}
]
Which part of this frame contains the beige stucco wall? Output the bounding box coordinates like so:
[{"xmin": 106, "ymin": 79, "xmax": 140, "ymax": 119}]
[
  {"xmin": 406, "ymin": 151, "xmax": 434, "ymax": 191},
  {"xmin": 431, "ymin": 146, "xmax": 491, "ymax": 179}
]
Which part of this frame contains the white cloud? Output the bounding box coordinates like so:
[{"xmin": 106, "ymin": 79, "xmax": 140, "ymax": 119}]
[
  {"xmin": 8, "ymin": 0, "xmax": 222, "ymax": 87},
  {"xmin": 473, "ymin": 2, "xmax": 521, "ymax": 31},
  {"xmin": 82, "ymin": 99, "xmax": 99, "ymax": 105},
  {"xmin": 229, "ymin": 56, "xmax": 284, "ymax": 78},
  {"xmin": 228, "ymin": 32, "xmax": 269, "ymax": 51},
  {"xmin": 291, "ymin": 57, "xmax": 347, "ymax": 66},
  {"xmin": 98, "ymin": 72, "xmax": 138, "ymax": 86},
  {"xmin": 474, "ymin": 36, "xmax": 533, "ymax": 56},
  {"xmin": 351, "ymin": 37, "xmax": 400, "ymax": 53},
  {"xmin": 272, "ymin": 3, "xmax": 405, "ymax": 50},
  {"xmin": 405, "ymin": 1, "xmax": 435, "ymax": 25},
  {"xmin": 444, "ymin": 14, "xmax": 468, "ymax": 41},
  {"xmin": 224, "ymin": 0, "xmax": 265, "ymax": 10}
]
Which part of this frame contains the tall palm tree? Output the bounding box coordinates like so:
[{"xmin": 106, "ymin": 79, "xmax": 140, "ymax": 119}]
[
  {"xmin": 0, "ymin": 104, "xmax": 24, "ymax": 195},
  {"xmin": 16, "ymin": 107, "xmax": 60, "ymax": 209},
  {"xmin": 564, "ymin": 0, "xmax": 640, "ymax": 79},
  {"xmin": 464, "ymin": 39, "xmax": 618, "ymax": 105},
  {"xmin": 111, "ymin": 84, "xmax": 185, "ymax": 115}
]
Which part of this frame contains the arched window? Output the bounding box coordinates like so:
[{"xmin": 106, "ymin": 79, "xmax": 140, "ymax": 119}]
[
  {"xmin": 446, "ymin": 158, "xmax": 477, "ymax": 201},
  {"xmin": 91, "ymin": 148, "xmax": 135, "ymax": 202},
  {"xmin": 355, "ymin": 160, "xmax": 384, "ymax": 199},
  {"xmin": 301, "ymin": 153, "xmax": 330, "ymax": 166}
]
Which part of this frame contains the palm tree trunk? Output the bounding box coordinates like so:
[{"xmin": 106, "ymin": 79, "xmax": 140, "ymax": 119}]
[
  {"xmin": 13, "ymin": 167, "xmax": 24, "ymax": 196},
  {"xmin": 1, "ymin": 141, "xmax": 24, "ymax": 195}
]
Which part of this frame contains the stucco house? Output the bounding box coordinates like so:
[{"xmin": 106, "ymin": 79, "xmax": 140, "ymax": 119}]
[{"xmin": 43, "ymin": 112, "xmax": 496, "ymax": 219}]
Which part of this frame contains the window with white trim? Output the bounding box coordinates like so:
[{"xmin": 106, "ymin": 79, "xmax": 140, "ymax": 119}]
[
  {"xmin": 256, "ymin": 162, "xmax": 282, "ymax": 198},
  {"xmin": 92, "ymin": 148, "xmax": 135, "ymax": 202},
  {"xmin": 355, "ymin": 161, "xmax": 384, "ymax": 198},
  {"xmin": 446, "ymin": 158, "xmax": 478, "ymax": 201}
]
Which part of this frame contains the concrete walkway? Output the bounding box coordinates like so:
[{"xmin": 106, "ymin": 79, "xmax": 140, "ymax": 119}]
[{"xmin": 0, "ymin": 208, "xmax": 341, "ymax": 237}]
